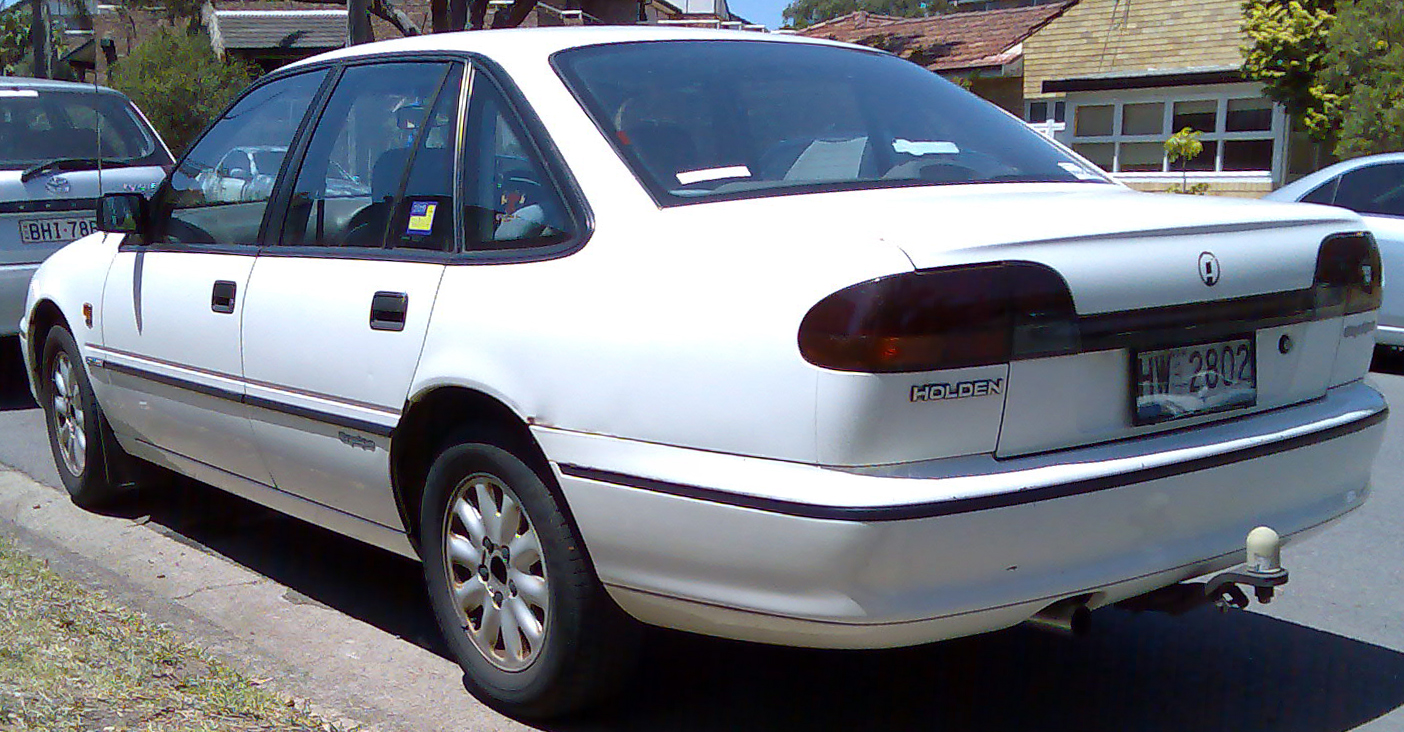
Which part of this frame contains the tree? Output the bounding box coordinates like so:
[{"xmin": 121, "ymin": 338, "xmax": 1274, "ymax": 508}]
[
  {"xmin": 1241, "ymin": 0, "xmax": 1337, "ymax": 142},
  {"xmin": 782, "ymin": 0, "xmax": 945, "ymax": 31},
  {"xmin": 106, "ymin": 29, "xmax": 253, "ymax": 154},
  {"xmin": 1320, "ymin": 0, "xmax": 1404, "ymax": 157},
  {"xmin": 0, "ymin": 4, "xmax": 69, "ymax": 77},
  {"xmin": 1, "ymin": 6, "xmax": 28, "ymax": 75},
  {"xmin": 1164, "ymin": 127, "xmax": 1209, "ymax": 194}
]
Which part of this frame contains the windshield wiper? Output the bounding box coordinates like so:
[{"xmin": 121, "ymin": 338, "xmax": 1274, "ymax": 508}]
[{"xmin": 20, "ymin": 157, "xmax": 131, "ymax": 182}]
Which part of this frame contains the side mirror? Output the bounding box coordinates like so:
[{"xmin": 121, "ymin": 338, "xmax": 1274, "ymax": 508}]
[{"xmin": 97, "ymin": 193, "xmax": 149, "ymax": 238}]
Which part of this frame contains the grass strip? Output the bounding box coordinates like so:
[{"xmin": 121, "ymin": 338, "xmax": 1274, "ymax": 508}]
[{"xmin": 0, "ymin": 534, "xmax": 348, "ymax": 731}]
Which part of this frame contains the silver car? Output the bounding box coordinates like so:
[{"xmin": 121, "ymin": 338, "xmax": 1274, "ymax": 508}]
[
  {"xmin": 1, "ymin": 77, "xmax": 172, "ymax": 336},
  {"xmin": 1264, "ymin": 152, "xmax": 1404, "ymax": 351}
]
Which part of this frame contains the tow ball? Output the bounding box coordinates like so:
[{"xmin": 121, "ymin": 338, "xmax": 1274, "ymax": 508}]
[{"xmin": 1203, "ymin": 526, "xmax": 1289, "ymax": 611}]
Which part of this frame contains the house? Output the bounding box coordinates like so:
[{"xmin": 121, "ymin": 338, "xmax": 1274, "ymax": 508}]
[
  {"xmin": 61, "ymin": 0, "xmax": 750, "ymax": 83},
  {"xmin": 796, "ymin": 2, "xmax": 1073, "ymax": 115},
  {"xmin": 1022, "ymin": 0, "xmax": 1301, "ymax": 195}
]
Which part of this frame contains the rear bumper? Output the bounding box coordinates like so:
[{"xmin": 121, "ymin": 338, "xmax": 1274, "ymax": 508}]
[
  {"xmin": 544, "ymin": 381, "xmax": 1386, "ymax": 648},
  {"xmin": 0, "ymin": 262, "xmax": 37, "ymax": 338}
]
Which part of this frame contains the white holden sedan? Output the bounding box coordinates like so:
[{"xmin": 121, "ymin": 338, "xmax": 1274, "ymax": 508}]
[{"xmin": 19, "ymin": 27, "xmax": 1388, "ymax": 718}]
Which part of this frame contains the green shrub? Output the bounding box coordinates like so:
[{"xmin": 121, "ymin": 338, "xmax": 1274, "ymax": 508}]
[{"xmin": 107, "ymin": 29, "xmax": 254, "ymax": 154}]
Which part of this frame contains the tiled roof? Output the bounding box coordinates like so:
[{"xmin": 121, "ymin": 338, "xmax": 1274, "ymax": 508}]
[
  {"xmin": 214, "ymin": 9, "xmax": 348, "ymax": 50},
  {"xmin": 797, "ymin": 2, "xmax": 1074, "ymax": 72}
]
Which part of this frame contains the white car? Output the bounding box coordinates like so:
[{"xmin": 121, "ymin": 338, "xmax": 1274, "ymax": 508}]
[
  {"xmin": 18, "ymin": 28, "xmax": 1388, "ymax": 718},
  {"xmin": 1, "ymin": 77, "xmax": 172, "ymax": 337},
  {"xmin": 1264, "ymin": 152, "xmax": 1404, "ymax": 351}
]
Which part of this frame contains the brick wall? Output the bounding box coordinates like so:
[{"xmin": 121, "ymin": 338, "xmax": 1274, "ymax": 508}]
[{"xmin": 1023, "ymin": 0, "xmax": 1245, "ymax": 99}]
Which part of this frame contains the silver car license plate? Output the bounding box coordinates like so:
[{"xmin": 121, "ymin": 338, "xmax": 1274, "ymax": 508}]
[
  {"xmin": 1134, "ymin": 337, "xmax": 1256, "ymax": 425},
  {"xmin": 18, "ymin": 216, "xmax": 96, "ymax": 244}
]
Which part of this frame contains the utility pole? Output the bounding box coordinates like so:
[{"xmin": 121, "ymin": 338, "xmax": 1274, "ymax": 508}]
[
  {"xmin": 30, "ymin": 0, "xmax": 49, "ymax": 78},
  {"xmin": 347, "ymin": 0, "xmax": 372, "ymax": 44}
]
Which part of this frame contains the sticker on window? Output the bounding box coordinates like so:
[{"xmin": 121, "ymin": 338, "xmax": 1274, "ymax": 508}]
[
  {"xmin": 407, "ymin": 201, "xmax": 438, "ymax": 235},
  {"xmin": 1058, "ymin": 162, "xmax": 1101, "ymax": 180},
  {"xmin": 676, "ymin": 165, "xmax": 751, "ymax": 186},
  {"xmin": 893, "ymin": 139, "xmax": 960, "ymax": 155}
]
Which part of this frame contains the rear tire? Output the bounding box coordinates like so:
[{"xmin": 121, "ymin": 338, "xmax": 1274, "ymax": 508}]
[
  {"xmin": 40, "ymin": 325, "xmax": 127, "ymax": 508},
  {"xmin": 420, "ymin": 440, "xmax": 637, "ymax": 719}
]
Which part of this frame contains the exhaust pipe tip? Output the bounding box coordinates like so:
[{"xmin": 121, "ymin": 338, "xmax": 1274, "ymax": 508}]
[{"xmin": 1025, "ymin": 599, "xmax": 1091, "ymax": 638}]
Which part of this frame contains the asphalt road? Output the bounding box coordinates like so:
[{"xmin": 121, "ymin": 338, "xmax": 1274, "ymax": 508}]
[{"xmin": 2, "ymin": 334, "xmax": 1404, "ymax": 732}]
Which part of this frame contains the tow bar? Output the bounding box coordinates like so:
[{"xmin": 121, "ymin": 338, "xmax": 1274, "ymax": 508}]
[
  {"xmin": 1203, "ymin": 526, "xmax": 1289, "ymax": 610},
  {"xmin": 1119, "ymin": 526, "xmax": 1290, "ymax": 615}
]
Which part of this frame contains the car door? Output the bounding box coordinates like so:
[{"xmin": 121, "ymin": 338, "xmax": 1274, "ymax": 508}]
[
  {"xmin": 238, "ymin": 61, "xmax": 461, "ymax": 527},
  {"xmin": 96, "ymin": 69, "xmax": 328, "ymax": 483},
  {"xmin": 1321, "ymin": 163, "xmax": 1404, "ymax": 336}
]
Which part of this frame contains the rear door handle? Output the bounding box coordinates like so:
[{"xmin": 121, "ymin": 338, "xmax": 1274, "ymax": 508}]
[
  {"xmin": 370, "ymin": 291, "xmax": 408, "ymax": 332},
  {"xmin": 211, "ymin": 280, "xmax": 237, "ymax": 314}
]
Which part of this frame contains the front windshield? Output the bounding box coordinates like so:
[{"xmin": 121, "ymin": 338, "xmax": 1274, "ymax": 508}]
[
  {"xmin": 553, "ymin": 41, "xmax": 1109, "ymax": 205},
  {"xmin": 0, "ymin": 89, "xmax": 164, "ymax": 171}
]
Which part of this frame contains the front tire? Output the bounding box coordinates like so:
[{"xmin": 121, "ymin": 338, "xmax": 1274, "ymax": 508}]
[
  {"xmin": 40, "ymin": 325, "xmax": 125, "ymax": 508},
  {"xmin": 420, "ymin": 441, "xmax": 636, "ymax": 719}
]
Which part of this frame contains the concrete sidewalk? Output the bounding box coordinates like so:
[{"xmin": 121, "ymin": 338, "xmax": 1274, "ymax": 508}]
[{"xmin": 0, "ymin": 469, "xmax": 532, "ymax": 732}]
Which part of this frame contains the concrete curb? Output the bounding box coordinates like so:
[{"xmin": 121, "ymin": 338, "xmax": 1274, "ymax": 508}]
[{"xmin": 0, "ymin": 469, "xmax": 533, "ymax": 732}]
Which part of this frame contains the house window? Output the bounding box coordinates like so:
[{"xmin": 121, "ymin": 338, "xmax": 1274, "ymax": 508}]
[
  {"xmin": 1066, "ymin": 90, "xmax": 1281, "ymax": 176},
  {"xmin": 1025, "ymin": 100, "xmax": 1065, "ymax": 123}
]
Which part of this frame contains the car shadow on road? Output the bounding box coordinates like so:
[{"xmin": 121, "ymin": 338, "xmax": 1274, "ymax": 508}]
[
  {"xmin": 570, "ymin": 607, "xmax": 1404, "ymax": 732},
  {"xmin": 0, "ymin": 337, "xmax": 38, "ymax": 411},
  {"xmin": 1372, "ymin": 348, "xmax": 1404, "ymax": 376}
]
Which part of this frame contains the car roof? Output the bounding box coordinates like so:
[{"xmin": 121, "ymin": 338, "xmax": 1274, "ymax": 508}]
[
  {"xmin": 1267, "ymin": 151, "xmax": 1404, "ymax": 201},
  {"xmin": 284, "ymin": 26, "xmax": 867, "ymax": 71},
  {"xmin": 0, "ymin": 76, "xmax": 130, "ymax": 98}
]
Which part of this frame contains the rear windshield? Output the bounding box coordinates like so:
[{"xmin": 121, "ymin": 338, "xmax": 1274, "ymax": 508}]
[
  {"xmin": 0, "ymin": 89, "xmax": 167, "ymax": 171},
  {"xmin": 552, "ymin": 40, "xmax": 1110, "ymax": 205}
]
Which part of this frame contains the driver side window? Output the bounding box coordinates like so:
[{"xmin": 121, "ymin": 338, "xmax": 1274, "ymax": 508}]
[{"xmin": 157, "ymin": 70, "xmax": 327, "ymax": 246}]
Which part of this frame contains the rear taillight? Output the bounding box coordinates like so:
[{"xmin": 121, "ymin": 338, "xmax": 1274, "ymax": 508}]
[
  {"xmin": 1314, "ymin": 232, "xmax": 1382, "ymax": 315},
  {"xmin": 798, "ymin": 262, "xmax": 1077, "ymax": 373}
]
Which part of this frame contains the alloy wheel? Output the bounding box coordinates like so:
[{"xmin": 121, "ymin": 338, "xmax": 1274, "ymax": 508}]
[
  {"xmin": 50, "ymin": 351, "xmax": 87, "ymax": 477},
  {"xmin": 442, "ymin": 472, "xmax": 550, "ymax": 672}
]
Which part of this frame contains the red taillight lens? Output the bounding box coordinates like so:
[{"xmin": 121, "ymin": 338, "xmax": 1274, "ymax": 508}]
[
  {"xmin": 1314, "ymin": 232, "xmax": 1382, "ymax": 315},
  {"xmin": 798, "ymin": 262, "xmax": 1077, "ymax": 373}
]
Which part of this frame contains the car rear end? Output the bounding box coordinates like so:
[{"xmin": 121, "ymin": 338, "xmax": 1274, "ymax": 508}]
[
  {"xmin": 542, "ymin": 35, "xmax": 1387, "ymax": 648},
  {"xmin": 1, "ymin": 78, "xmax": 171, "ymax": 336}
]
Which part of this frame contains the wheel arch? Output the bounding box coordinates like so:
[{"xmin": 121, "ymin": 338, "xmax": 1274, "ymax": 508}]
[
  {"xmin": 27, "ymin": 299, "xmax": 72, "ymax": 384},
  {"xmin": 391, "ymin": 384, "xmax": 563, "ymax": 555}
]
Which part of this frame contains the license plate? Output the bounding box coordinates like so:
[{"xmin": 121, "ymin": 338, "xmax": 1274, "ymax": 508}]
[
  {"xmin": 17, "ymin": 216, "xmax": 96, "ymax": 244},
  {"xmin": 1134, "ymin": 337, "xmax": 1256, "ymax": 425}
]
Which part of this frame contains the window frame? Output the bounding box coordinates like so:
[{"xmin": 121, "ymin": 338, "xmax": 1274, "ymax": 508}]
[
  {"xmin": 132, "ymin": 51, "xmax": 593, "ymax": 266},
  {"xmin": 136, "ymin": 67, "xmax": 335, "ymax": 257},
  {"xmin": 273, "ymin": 59, "xmax": 462, "ymax": 252},
  {"xmin": 1062, "ymin": 84, "xmax": 1284, "ymax": 180}
]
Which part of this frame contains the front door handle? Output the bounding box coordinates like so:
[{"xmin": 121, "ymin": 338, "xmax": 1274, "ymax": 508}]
[
  {"xmin": 211, "ymin": 280, "xmax": 237, "ymax": 314},
  {"xmin": 370, "ymin": 291, "xmax": 408, "ymax": 332}
]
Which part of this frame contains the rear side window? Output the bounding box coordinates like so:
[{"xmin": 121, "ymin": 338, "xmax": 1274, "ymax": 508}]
[
  {"xmin": 461, "ymin": 74, "xmax": 574, "ymax": 250},
  {"xmin": 279, "ymin": 62, "xmax": 460, "ymax": 250},
  {"xmin": 1300, "ymin": 177, "xmax": 1338, "ymax": 205},
  {"xmin": 1333, "ymin": 163, "xmax": 1404, "ymax": 218},
  {"xmin": 158, "ymin": 70, "xmax": 327, "ymax": 246},
  {"xmin": 0, "ymin": 89, "xmax": 165, "ymax": 170}
]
